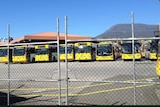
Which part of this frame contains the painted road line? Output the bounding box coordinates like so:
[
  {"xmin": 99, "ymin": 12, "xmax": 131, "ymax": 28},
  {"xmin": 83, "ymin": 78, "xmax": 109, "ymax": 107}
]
[
  {"xmin": 0, "ymin": 77, "xmax": 157, "ymax": 91},
  {"xmin": 17, "ymin": 84, "xmax": 153, "ymax": 97}
]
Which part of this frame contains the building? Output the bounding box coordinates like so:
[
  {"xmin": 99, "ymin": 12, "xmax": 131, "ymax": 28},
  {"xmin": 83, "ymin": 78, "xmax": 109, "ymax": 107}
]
[
  {"xmin": 0, "ymin": 42, "xmax": 7, "ymax": 45},
  {"xmin": 10, "ymin": 32, "xmax": 92, "ymax": 44}
]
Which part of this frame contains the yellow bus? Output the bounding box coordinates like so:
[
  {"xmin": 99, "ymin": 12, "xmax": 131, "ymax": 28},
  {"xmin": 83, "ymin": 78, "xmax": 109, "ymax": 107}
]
[
  {"xmin": 146, "ymin": 40, "xmax": 158, "ymax": 60},
  {"xmin": 96, "ymin": 41, "xmax": 115, "ymax": 61},
  {"xmin": 0, "ymin": 46, "xmax": 12, "ymax": 63},
  {"xmin": 156, "ymin": 41, "xmax": 160, "ymax": 79},
  {"xmin": 74, "ymin": 42, "xmax": 96, "ymax": 61},
  {"xmin": 121, "ymin": 40, "xmax": 142, "ymax": 60},
  {"xmin": 12, "ymin": 45, "xmax": 35, "ymax": 63},
  {"xmin": 35, "ymin": 44, "xmax": 57, "ymax": 62},
  {"xmin": 59, "ymin": 43, "xmax": 74, "ymax": 61}
]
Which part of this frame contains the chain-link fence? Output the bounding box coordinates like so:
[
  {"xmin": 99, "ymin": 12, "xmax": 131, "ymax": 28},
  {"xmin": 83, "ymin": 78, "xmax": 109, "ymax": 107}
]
[
  {"xmin": 66, "ymin": 37, "xmax": 160, "ymax": 105},
  {"xmin": 1, "ymin": 38, "xmax": 160, "ymax": 106},
  {"xmin": 0, "ymin": 41, "xmax": 62, "ymax": 105},
  {"xmin": 1, "ymin": 13, "xmax": 160, "ymax": 105}
]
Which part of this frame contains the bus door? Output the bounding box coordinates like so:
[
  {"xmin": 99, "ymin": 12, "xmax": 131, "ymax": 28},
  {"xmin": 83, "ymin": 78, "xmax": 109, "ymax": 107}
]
[
  {"xmin": 59, "ymin": 44, "xmax": 65, "ymax": 61},
  {"xmin": 91, "ymin": 44, "xmax": 96, "ymax": 61},
  {"xmin": 67, "ymin": 44, "xmax": 75, "ymax": 61},
  {"xmin": 27, "ymin": 46, "xmax": 36, "ymax": 62},
  {"xmin": 50, "ymin": 45, "xmax": 57, "ymax": 62}
]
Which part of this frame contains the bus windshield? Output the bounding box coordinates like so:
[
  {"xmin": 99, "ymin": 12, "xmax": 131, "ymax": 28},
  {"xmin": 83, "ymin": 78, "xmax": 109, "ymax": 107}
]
[
  {"xmin": 36, "ymin": 48, "xmax": 48, "ymax": 55},
  {"xmin": 75, "ymin": 46, "xmax": 91, "ymax": 53},
  {"xmin": 150, "ymin": 43, "xmax": 158, "ymax": 53},
  {"xmin": 121, "ymin": 43, "xmax": 132, "ymax": 54},
  {"xmin": 121, "ymin": 43, "xmax": 141, "ymax": 53},
  {"xmin": 97, "ymin": 44, "xmax": 112, "ymax": 56},
  {"xmin": 13, "ymin": 48, "xmax": 26, "ymax": 56},
  {"xmin": 0, "ymin": 49, "xmax": 7, "ymax": 56},
  {"xmin": 59, "ymin": 46, "xmax": 73, "ymax": 54}
]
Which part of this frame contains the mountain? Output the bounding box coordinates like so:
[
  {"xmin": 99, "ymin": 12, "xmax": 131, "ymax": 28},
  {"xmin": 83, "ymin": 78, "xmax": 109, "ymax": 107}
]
[{"xmin": 95, "ymin": 23, "xmax": 159, "ymax": 38}]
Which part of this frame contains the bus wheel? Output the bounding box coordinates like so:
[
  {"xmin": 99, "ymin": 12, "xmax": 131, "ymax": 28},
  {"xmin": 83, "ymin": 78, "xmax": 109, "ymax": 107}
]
[
  {"xmin": 113, "ymin": 55, "xmax": 116, "ymax": 61},
  {"xmin": 32, "ymin": 58, "xmax": 35, "ymax": 63},
  {"xmin": 52, "ymin": 56, "xmax": 56, "ymax": 62}
]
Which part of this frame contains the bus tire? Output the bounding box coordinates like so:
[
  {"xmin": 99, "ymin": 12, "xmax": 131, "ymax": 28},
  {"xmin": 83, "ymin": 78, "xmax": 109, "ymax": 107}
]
[
  {"xmin": 113, "ymin": 55, "xmax": 116, "ymax": 61},
  {"xmin": 52, "ymin": 56, "xmax": 56, "ymax": 62},
  {"xmin": 32, "ymin": 58, "xmax": 35, "ymax": 63}
]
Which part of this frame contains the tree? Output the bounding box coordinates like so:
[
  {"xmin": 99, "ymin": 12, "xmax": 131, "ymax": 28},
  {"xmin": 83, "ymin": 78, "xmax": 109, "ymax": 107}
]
[{"xmin": 9, "ymin": 37, "xmax": 13, "ymax": 42}]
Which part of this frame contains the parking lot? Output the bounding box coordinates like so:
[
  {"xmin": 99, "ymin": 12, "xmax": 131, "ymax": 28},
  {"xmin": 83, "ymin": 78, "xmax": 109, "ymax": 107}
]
[{"xmin": 0, "ymin": 60, "xmax": 160, "ymax": 105}]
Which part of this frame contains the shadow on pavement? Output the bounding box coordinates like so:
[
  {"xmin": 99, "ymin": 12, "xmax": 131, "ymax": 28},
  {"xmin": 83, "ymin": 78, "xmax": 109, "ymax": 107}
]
[{"xmin": 0, "ymin": 92, "xmax": 38, "ymax": 105}]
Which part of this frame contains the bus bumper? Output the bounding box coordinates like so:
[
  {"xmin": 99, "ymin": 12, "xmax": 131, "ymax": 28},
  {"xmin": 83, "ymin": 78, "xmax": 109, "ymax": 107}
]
[
  {"xmin": 96, "ymin": 56, "xmax": 114, "ymax": 61},
  {"xmin": 12, "ymin": 56, "xmax": 27, "ymax": 63},
  {"xmin": 0, "ymin": 57, "xmax": 8, "ymax": 63},
  {"xmin": 60, "ymin": 54, "xmax": 74, "ymax": 61},
  {"xmin": 150, "ymin": 53, "xmax": 157, "ymax": 60},
  {"xmin": 122, "ymin": 54, "xmax": 141, "ymax": 60}
]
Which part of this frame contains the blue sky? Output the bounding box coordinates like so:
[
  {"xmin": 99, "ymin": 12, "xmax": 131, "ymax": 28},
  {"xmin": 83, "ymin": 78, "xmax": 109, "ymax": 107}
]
[{"xmin": 0, "ymin": 0, "xmax": 160, "ymax": 39}]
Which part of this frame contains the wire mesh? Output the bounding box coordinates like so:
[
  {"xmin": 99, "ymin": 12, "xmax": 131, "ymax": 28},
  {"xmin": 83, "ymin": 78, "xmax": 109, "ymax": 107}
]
[
  {"xmin": 0, "ymin": 41, "xmax": 60, "ymax": 105},
  {"xmin": 67, "ymin": 37, "xmax": 160, "ymax": 105},
  {"xmin": 1, "ymin": 13, "xmax": 160, "ymax": 106}
]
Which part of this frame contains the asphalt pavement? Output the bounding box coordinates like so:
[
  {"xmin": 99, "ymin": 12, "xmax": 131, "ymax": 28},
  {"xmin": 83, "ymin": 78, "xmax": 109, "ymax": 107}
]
[{"xmin": 0, "ymin": 60, "xmax": 160, "ymax": 105}]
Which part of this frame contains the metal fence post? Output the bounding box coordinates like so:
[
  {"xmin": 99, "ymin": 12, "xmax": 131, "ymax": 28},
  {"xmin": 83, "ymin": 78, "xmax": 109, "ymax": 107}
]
[
  {"xmin": 57, "ymin": 18, "xmax": 61, "ymax": 105},
  {"xmin": 65, "ymin": 16, "xmax": 68, "ymax": 105},
  {"xmin": 131, "ymin": 12, "xmax": 136, "ymax": 105},
  {"xmin": 7, "ymin": 24, "xmax": 11, "ymax": 106}
]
